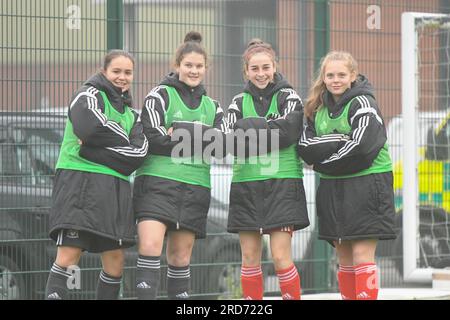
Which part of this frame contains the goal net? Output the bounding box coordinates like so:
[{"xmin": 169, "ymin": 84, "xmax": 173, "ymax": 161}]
[{"xmin": 401, "ymin": 12, "xmax": 450, "ymax": 282}]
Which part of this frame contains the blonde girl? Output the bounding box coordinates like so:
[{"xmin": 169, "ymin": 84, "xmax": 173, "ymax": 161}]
[{"xmin": 299, "ymin": 51, "xmax": 396, "ymax": 300}]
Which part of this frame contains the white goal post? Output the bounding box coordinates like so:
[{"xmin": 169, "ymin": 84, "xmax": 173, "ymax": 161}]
[{"xmin": 401, "ymin": 12, "xmax": 449, "ymax": 283}]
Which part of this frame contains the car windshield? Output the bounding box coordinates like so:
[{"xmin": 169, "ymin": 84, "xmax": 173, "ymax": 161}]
[
  {"xmin": 1, "ymin": 125, "xmax": 64, "ymax": 186},
  {"xmin": 26, "ymin": 127, "xmax": 63, "ymax": 176}
]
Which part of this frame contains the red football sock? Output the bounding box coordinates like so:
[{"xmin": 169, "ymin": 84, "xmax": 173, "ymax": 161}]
[
  {"xmin": 337, "ymin": 265, "xmax": 356, "ymax": 300},
  {"xmin": 355, "ymin": 263, "xmax": 379, "ymax": 300},
  {"xmin": 276, "ymin": 264, "xmax": 301, "ymax": 300},
  {"xmin": 241, "ymin": 265, "xmax": 264, "ymax": 300}
]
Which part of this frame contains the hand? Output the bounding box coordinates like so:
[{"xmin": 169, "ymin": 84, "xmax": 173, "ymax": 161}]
[
  {"xmin": 78, "ymin": 139, "xmax": 83, "ymax": 145},
  {"xmin": 167, "ymin": 127, "xmax": 173, "ymax": 136}
]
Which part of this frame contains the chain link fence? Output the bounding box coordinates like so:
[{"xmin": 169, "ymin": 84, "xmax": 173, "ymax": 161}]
[{"xmin": 1, "ymin": 0, "xmax": 449, "ymax": 299}]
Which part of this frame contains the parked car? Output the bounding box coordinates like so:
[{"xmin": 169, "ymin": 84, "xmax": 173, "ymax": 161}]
[{"xmin": 0, "ymin": 111, "xmax": 243, "ymax": 300}]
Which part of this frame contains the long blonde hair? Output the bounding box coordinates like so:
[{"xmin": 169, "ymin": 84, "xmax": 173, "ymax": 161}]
[{"xmin": 305, "ymin": 51, "xmax": 358, "ymax": 119}]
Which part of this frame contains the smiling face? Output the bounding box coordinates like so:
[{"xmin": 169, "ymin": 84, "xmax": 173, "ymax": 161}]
[
  {"xmin": 176, "ymin": 52, "xmax": 206, "ymax": 88},
  {"xmin": 245, "ymin": 52, "xmax": 276, "ymax": 89},
  {"xmin": 323, "ymin": 60, "xmax": 356, "ymax": 101},
  {"xmin": 102, "ymin": 56, "xmax": 134, "ymax": 92}
]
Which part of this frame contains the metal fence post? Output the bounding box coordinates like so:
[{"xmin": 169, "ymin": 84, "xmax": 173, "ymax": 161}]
[
  {"xmin": 107, "ymin": 0, "xmax": 123, "ymax": 50},
  {"xmin": 312, "ymin": 0, "xmax": 332, "ymax": 293}
]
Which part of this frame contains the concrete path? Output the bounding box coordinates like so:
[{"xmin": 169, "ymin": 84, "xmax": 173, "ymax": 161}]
[{"xmin": 300, "ymin": 288, "xmax": 450, "ymax": 300}]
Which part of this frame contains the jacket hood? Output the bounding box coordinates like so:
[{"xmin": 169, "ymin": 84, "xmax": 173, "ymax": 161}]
[
  {"xmin": 243, "ymin": 72, "xmax": 292, "ymax": 99},
  {"xmin": 160, "ymin": 72, "xmax": 207, "ymax": 100},
  {"xmin": 322, "ymin": 74, "xmax": 375, "ymax": 110},
  {"xmin": 84, "ymin": 72, "xmax": 133, "ymax": 111}
]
